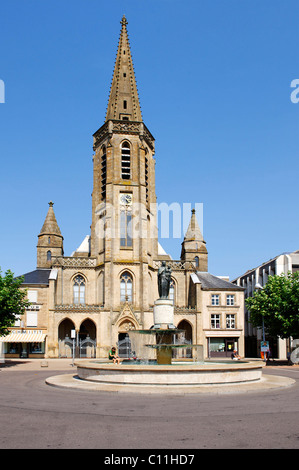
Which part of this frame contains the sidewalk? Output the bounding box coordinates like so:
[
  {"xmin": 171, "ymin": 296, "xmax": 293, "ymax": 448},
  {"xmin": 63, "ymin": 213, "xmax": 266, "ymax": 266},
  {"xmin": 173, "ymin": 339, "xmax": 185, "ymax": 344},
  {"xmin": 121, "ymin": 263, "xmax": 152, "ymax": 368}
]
[
  {"xmin": 0, "ymin": 358, "xmax": 97, "ymax": 371},
  {"xmin": 0, "ymin": 357, "xmax": 298, "ymax": 372}
]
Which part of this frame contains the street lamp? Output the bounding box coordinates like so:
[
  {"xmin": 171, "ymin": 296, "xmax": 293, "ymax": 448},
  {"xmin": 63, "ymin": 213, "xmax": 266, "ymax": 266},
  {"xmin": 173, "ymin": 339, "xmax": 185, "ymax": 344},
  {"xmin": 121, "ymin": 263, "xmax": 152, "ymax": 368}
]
[{"xmin": 255, "ymin": 283, "xmax": 267, "ymax": 361}]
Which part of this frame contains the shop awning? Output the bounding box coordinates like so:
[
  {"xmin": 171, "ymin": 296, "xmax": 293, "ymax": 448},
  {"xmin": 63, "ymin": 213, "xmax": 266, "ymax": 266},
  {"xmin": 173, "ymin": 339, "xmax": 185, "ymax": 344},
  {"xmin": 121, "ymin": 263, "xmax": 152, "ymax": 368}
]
[{"xmin": 0, "ymin": 332, "xmax": 47, "ymax": 343}]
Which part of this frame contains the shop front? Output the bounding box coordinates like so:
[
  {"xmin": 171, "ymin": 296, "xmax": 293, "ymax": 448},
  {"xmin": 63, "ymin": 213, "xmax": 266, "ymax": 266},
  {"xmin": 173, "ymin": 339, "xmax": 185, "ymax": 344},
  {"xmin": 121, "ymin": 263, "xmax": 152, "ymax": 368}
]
[
  {"xmin": 208, "ymin": 337, "xmax": 240, "ymax": 358},
  {"xmin": 0, "ymin": 330, "xmax": 47, "ymax": 358}
]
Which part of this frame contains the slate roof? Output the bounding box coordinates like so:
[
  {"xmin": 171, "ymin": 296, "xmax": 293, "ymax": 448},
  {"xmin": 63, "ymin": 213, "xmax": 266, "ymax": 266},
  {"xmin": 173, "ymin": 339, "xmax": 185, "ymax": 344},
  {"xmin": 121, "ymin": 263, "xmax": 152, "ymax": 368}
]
[
  {"xmin": 195, "ymin": 272, "xmax": 244, "ymax": 290},
  {"xmin": 18, "ymin": 269, "xmax": 51, "ymax": 286}
]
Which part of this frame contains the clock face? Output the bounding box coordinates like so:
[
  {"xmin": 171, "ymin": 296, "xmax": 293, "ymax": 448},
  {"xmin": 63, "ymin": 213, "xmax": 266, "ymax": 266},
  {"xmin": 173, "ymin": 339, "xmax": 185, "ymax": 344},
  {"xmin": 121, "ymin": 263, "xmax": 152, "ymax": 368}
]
[{"xmin": 120, "ymin": 193, "xmax": 132, "ymax": 204}]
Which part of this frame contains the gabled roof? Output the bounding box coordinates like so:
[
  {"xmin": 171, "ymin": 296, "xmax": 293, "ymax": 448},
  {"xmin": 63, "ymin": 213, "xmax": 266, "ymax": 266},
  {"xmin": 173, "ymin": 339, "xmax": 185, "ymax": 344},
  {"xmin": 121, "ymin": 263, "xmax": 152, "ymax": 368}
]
[{"xmin": 194, "ymin": 272, "xmax": 244, "ymax": 290}]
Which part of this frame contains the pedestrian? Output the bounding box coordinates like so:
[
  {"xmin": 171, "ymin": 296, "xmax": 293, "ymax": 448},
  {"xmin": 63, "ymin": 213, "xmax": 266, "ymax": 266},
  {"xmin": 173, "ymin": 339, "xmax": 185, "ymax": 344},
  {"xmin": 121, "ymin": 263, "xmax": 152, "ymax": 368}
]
[
  {"xmin": 231, "ymin": 350, "xmax": 241, "ymax": 360},
  {"xmin": 109, "ymin": 346, "xmax": 121, "ymax": 364}
]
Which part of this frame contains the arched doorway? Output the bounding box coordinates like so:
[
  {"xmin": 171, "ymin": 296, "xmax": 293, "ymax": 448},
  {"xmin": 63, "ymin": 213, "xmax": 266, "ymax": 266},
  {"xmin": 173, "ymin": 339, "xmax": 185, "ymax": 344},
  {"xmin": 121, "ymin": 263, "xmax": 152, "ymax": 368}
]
[
  {"xmin": 78, "ymin": 319, "xmax": 96, "ymax": 358},
  {"xmin": 174, "ymin": 320, "xmax": 193, "ymax": 359},
  {"xmin": 58, "ymin": 318, "xmax": 75, "ymax": 358},
  {"xmin": 79, "ymin": 319, "xmax": 96, "ymax": 341},
  {"xmin": 117, "ymin": 319, "xmax": 136, "ymax": 359}
]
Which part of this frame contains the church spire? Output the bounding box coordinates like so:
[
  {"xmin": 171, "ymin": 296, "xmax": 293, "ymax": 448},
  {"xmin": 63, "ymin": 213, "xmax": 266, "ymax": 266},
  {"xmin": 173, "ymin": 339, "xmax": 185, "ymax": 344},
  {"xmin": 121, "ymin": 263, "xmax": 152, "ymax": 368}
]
[
  {"xmin": 39, "ymin": 201, "xmax": 62, "ymax": 237},
  {"xmin": 184, "ymin": 209, "xmax": 204, "ymax": 242},
  {"xmin": 105, "ymin": 15, "xmax": 142, "ymax": 122},
  {"xmin": 37, "ymin": 202, "xmax": 64, "ymax": 268},
  {"xmin": 181, "ymin": 209, "xmax": 208, "ymax": 271}
]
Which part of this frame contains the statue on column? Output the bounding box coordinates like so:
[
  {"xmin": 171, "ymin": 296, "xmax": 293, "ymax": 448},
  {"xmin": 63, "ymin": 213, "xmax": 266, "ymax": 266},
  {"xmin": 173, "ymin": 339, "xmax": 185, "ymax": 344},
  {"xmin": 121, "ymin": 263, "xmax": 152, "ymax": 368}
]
[{"xmin": 158, "ymin": 261, "xmax": 172, "ymax": 299}]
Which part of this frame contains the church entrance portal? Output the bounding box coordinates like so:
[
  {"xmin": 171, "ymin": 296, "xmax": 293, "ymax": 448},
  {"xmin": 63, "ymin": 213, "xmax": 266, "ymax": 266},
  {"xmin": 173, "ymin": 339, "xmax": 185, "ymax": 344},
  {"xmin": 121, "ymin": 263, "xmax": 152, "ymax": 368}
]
[{"xmin": 58, "ymin": 318, "xmax": 96, "ymax": 358}]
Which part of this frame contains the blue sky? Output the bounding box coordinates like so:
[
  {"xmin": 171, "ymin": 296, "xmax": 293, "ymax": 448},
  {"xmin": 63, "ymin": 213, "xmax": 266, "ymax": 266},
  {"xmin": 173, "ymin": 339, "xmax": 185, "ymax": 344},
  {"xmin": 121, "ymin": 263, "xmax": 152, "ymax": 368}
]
[{"xmin": 0, "ymin": 0, "xmax": 298, "ymax": 280}]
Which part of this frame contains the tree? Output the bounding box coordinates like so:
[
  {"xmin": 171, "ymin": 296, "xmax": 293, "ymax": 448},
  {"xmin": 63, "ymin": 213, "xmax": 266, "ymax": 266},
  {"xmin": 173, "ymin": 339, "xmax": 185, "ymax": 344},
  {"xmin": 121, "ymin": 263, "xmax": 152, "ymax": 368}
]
[
  {"xmin": 0, "ymin": 269, "xmax": 30, "ymax": 337},
  {"xmin": 245, "ymin": 271, "xmax": 299, "ymax": 339}
]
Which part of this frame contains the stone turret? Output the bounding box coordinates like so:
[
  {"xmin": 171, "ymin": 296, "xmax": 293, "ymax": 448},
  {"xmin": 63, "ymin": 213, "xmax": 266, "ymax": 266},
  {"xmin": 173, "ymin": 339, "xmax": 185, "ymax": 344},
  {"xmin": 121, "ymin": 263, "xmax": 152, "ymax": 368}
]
[
  {"xmin": 181, "ymin": 209, "xmax": 208, "ymax": 271},
  {"xmin": 37, "ymin": 201, "xmax": 64, "ymax": 268}
]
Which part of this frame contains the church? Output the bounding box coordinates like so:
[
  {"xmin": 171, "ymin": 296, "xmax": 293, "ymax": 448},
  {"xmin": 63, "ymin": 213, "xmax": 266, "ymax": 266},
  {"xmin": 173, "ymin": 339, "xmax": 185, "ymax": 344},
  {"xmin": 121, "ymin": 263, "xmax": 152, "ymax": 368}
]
[{"xmin": 1, "ymin": 16, "xmax": 245, "ymax": 360}]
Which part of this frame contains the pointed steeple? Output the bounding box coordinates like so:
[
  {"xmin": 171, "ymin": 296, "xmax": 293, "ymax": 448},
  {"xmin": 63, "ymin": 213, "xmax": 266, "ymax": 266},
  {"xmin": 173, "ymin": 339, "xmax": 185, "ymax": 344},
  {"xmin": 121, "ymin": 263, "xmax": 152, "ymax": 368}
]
[
  {"xmin": 181, "ymin": 209, "xmax": 208, "ymax": 271},
  {"xmin": 184, "ymin": 209, "xmax": 204, "ymax": 242},
  {"xmin": 105, "ymin": 15, "xmax": 142, "ymax": 122},
  {"xmin": 37, "ymin": 202, "xmax": 64, "ymax": 268},
  {"xmin": 39, "ymin": 201, "xmax": 62, "ymax": 237}
]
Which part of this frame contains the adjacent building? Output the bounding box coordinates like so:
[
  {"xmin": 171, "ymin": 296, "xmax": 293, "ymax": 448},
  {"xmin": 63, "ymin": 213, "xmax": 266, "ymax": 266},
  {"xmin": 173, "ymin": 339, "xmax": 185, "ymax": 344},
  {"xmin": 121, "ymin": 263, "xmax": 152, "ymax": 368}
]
[{"xmin": 233, "ymin": 250, "xmax": 299, "ymax": 359}]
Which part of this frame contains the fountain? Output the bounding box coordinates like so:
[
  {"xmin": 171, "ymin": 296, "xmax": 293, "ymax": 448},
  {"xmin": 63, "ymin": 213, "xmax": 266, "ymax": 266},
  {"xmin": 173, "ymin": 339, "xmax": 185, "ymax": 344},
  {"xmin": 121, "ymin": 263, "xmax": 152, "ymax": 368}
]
[
  {"xmin": 72, "ymin": 263, "xmax": 265, "ymax": 391},
  {"xmin": 125, "ymin": 261, "xmax": 204, "ymax": 366}
]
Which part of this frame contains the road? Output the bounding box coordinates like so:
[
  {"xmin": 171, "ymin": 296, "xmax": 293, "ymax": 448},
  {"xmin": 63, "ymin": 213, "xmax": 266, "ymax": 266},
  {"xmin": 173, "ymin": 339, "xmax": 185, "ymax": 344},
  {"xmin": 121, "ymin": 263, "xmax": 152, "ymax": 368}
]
[{"xmin": 0, "ymin": 360, "xmax": 298, "ymax": 450}]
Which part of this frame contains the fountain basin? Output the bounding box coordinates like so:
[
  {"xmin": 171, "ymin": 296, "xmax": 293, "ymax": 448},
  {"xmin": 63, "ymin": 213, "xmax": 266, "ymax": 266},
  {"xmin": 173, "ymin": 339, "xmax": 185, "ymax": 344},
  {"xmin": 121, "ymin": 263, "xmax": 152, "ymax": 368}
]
[{"xmin": 75, "ymin": 360, "xmax": 264, "ymax": 386}]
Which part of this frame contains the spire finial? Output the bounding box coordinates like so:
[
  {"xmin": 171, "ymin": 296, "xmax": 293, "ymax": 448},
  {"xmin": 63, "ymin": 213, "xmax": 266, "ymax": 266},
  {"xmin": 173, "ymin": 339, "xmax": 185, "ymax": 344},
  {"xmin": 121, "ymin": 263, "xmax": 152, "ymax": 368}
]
[
  {"xmin": 121, "ymin": 15, "xmax": 128, "ymax": 27},
  {"xmin": 49, "ymin": 201, "xmax": 54, "ymax": 207}
]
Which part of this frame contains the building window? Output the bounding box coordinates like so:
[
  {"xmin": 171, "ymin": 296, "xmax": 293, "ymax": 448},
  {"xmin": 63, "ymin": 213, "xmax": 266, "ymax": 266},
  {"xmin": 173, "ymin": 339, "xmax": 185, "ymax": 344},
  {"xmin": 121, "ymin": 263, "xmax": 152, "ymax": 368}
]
[
  {"xmin": 47, "ymin": 251, "xmax": 52, "ymax": 262},
  {"xmin": 169, "ymin": 279, "xmax": 175, "ymax": 304},
  {"xmin": 120, "ymin": 193, "xmax": 133, "ymax": 248},
  {"xmin": 73, "ymin": 275, "xmax": 86, "ymax": 305},
  {"xmin": 101, "ymin": 145, "xmax": 106, "ymax": 200},
  {"xmin": 27, "ymin": 312, "xmax": 38, "ymax": 327},
  {"xmin": 211, "ymin": 314, "xmax": 221, "ymax": 329},
  {"xmin": 226, "ymin": 295, "xmax": 235, "ymax": 306},
  {"xmin": 121, "ymin": 142, "xmax": 131, "ymax": 180},
  {"xmin": 120, "ymin": 272, "xmax": 133, "ymax": 302},
  {"xmin": 30, "ymin": 342, "xmax": 44, "ymax": 354},
  {"xmin": 120, "ymin": 209, "xmax": 132, "ymax": 247},
  {"xmin": 226, "ymin": 314, "xmax": 235, "ymax": 329},
  {"xmin": 27, "ymin": 290, "xmax": 37, "ymax": 303},
  {"xmin": 194, "ymin": 256, "xmax": 199, "ymax": 268},
  {"xmin": 145, "ymin": 155, "xmax": 149, "ymax": 202},
  {"xmin": 211, "ymin": 294, "xmax": 220, "ymax": 306},
  {"xmin": 48, "ymin": 237, "xmax": 51, "ymax": 244}
]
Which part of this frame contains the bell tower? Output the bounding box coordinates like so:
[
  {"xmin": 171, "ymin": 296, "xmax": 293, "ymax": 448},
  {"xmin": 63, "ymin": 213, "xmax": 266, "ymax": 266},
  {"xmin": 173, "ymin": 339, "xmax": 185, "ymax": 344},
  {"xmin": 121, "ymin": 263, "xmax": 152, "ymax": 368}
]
[{"xmin": 90, "ymin": 16, "xmax": 158, "ymax": 312}]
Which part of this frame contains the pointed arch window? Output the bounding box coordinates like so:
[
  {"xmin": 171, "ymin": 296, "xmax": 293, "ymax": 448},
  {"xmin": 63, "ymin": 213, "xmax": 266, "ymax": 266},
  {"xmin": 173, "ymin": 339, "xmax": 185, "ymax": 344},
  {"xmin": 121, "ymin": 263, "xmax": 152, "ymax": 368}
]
[
  {"xmin": 101, "ymin": 145, "xmax": 107, "ymax": 200},
  {"xmin": 194, "ymin": 256, "xmax": 199, "ymax": 268},
  {"xmin": 47, "ymin": 250, "xmax": 52, "ymax": 262},
  {"xmin": 169, "ymin": 278, "xmax": 175, "ymax": 304},
  {"xmin": 73, "ymin": 275, "xmax": 86, "ymax": 305},
  {"xmin": 145, "ymin": 155, "xmax": 149, "ymax": 202},
  {"xmin": 121, "ymin": 142, "xmax": 131, "ymax": 180},
  {"xmin": 120, "ymin": 272, "xmax": 133, "ymax": 302}
]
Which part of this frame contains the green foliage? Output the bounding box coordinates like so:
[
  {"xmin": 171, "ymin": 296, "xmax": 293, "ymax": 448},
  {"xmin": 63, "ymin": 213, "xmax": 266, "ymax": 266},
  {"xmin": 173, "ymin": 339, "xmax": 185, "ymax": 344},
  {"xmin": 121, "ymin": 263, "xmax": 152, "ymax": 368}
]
[
  {"xmin": 0, "ymin": 269, "xmax": 30, "ymax": 336},
  {"xmin": 245, "ymin": 272, "xmax": 299, "ymax": 339}
]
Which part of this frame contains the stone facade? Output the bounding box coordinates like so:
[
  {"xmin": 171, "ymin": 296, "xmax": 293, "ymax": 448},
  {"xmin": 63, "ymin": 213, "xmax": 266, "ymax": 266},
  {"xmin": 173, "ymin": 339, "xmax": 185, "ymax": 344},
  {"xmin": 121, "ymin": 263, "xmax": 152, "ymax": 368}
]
[{"xmin": 3, "ymin": 16, "xmax": 245, "ymax": 360}]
